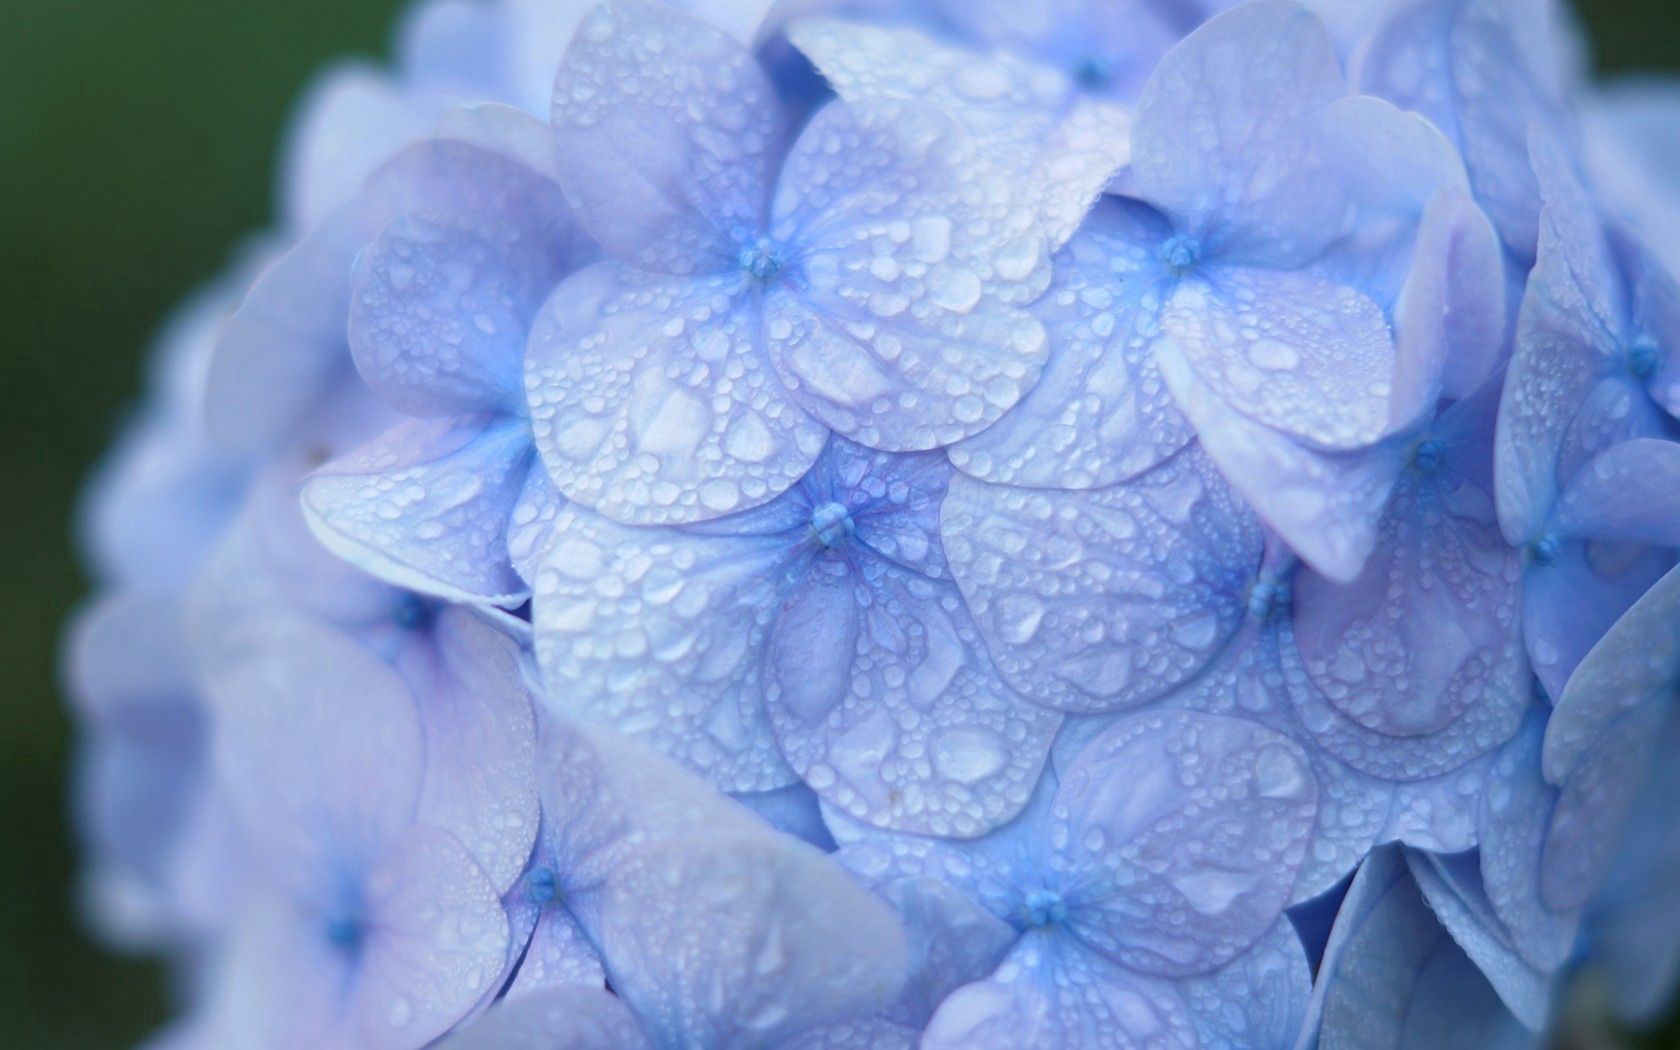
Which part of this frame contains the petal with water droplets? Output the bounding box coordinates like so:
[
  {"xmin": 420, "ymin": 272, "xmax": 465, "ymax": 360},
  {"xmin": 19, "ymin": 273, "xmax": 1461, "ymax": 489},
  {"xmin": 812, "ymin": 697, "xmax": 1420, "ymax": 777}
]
[
  {"xmin": 525, "ymin": 261, "xmax": 828, "ymax": 525},
  {"xmin": 1161, "ymin": 266, "xmax": 1401, "ymax": 452},
  {"xmin": 1293, "ymin": 388, "xmax": 1525, "ymax": 741},
  {"xmin": 302, "ymin": 416, "xmax": 534, "ymax": 606},
  {"xmin": 942, "ymin": 447, "xmax": 1262, "ymax": 714},
  {"xmin": 922, "ymin": 933, "xmax": 1197, "ymax": 1050},
  {"xmin": 1050, "ymin": 710, "xmax": 1316, "ymax": 977},
  {"xmin": 598, "ymin": 831, "xmax": 908, "ymax": 1047},
  {"xmin": 765, "ymin": 556, "xmax": 1061, "ymax": 838},
  {"xmin": 949, "ymin": 198, "xmax": 1193, "ymax": 489},
  {"xmin": 1155, "ymin": 337, "xmax": 1405, "ymax": 583},
  {"xmin": 1132, "ymin": 0, "xmax": 1347, "ymax": 266},
  {"xmin": 438, "ymin": 985, "xmax": 650, "ymax": 1050},
  {"xmin": 349, "ymin": 170, "xmax": 577, "ymax": 417},
  {"xmin": 767, "ymin": 100, "xmax": 1050, "ymax": 451},
  {"xmin": 353, "ymin": 824, "xmax": 510, "ymax": 1047},
  {"xmin": 405, "ymin": 609, "xmax": 539, "ymax": 895},
  {"xmin": 551, "ymin": 1, "xmax": 782, "ymax": 274},
  {"xmin": 789, "ymin": 18, "xmax": 1131, "ymax": 250},
  {"xmin": 529, "ymin": 496, "xmax": 806, "ymax": 793}
]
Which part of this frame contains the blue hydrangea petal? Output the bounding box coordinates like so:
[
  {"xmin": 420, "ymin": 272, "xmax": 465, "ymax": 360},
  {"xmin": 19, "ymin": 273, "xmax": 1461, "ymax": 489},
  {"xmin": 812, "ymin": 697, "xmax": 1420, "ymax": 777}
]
[
  {"xmin": 1175, "ymin": 918, "xmax": 1312, "ymax": 1050},
  {"xmin": 67, "ymin": 593, "xmax": 206, "ymax": 933},
  {"xmin": 1583, "ymin": 708, "xmax": 1680, "ymax": 1025},
  {"xmin": 351, "ymin": 824, "xmax": 510, "ymax": 1047},
  {"xmin": 596, "ymin": 831, "xmax": 908, "ymax": 1047},
  {"xmin": 1305, "ymin": 847, "xmax": 1534, "ymax": 1050},
  {"xmin": 83, "ymin": 286, "xmax": 252, "ymax": 589},
  {"xmin": 940, "ymin": 446, "xmax": 1263, "ymax": 714},
  {"xmin": 1354, "ymin": 0, "xmax": 1565, "ymax": 260},
  {"xmin": 1541, "ymin": 562, "xmax": 1680, "ymax": 783},
  {"xmin": 1163, "ymin": 621, "xmax": 1392, "ymax": 905},
  {"xmin": 279, "ymin": 65, "xmax": 438, "ymax": 233},
  {"xmin": 1521, "ymin": 537, "xmax": 1673, "ymax": 702},
  {"xmin": 395, "ymin": 0, "xmax": 506, "ymax": 97},
  {"xmin": 782, "ymin": 1017, "xmax": 921, "ymax": 1050},
  {"xmin": 1283, "ymin": 615, "xmax": 1525, "ymax": 781},
  {"xmin": 535, "ymin": 717, "xmax": 773, "ymax": 898},
  {"xmin": 932, "ymin": 0, "xmax": 1180, "ymax": 100},
  {"xmin": 1397, "ymin": 189, "xmax": 1509, "ymax": 403},
  {"xmin": 1540, "ymin": 698, "xmax": 1667, "ymax": 912},
  {"xmin": 1477, "ymin": 708, "xmax": 1582, "ymax": 972},
  {"xmin": 403, "ymin": 609, "xmax": 539, "ymax": 895},
  {"xmin": 302, "ymin": 416, "xmax": 534, "ymax": 606},
  {"xmin": 1443, "ymin": 0, "xmax": 1567, "ymax": 260},
  {"xmin": 788, "ymin": 18, "xmax": 1132, "ymax": 250},
  {"xmin": 529, "ymin": 498, "xmax": 802, "ymax": 793},
  {"xmin": 921, "ymin": 933, "xmax": 1198, "ymax": 1050},
  {"xmin": 525, "ymin": 261, "xmax": 828, "ymax": 525},
  {"xmin": 1405, "ymin": 848, "xmax": 1551, "ymax": 1031},
  {"xmin": 205, "ymin": 209, "xmax": 362, "ymax": 456},
  {"xmin": 765, "ymin": 555, "xmax": 1062, "ymax": 837},
  {"xmin": 1292, "ymin": 385, "xmax": 1526, "ymax": 741},
  {"xmin": 1052, "ymin": 710, "xmax": 1317, "ymax": 977},
  {"xmin": 828, "ymin": 752, "xmax": 1063, "ymax": 921},
  {"xmin": 438, "ymin": 985, "xmax": 651, "ymax": 1050},
  {"xmin": 948, "ymin": 198, "xmax": 1194, "ymax": 489},
  {"xmin": 1132, "ymin": 1, "xmax": 1347, "ymax": 267},
  {"xmin": 204, "ymin": 614, "xmax": 424, "ymax": 882},
  {"xmin": 731, "ymin": 784, "xmax": 838, "ymax": 851},
  {"xmin": 872, "ymin": 875, "xmax": 1019, "ymax": 1027},
  {"xmin": 348, "ymin": 198, "xmax": 576, "ymax": 419},
  {"xmin": 507, "ymin": 459, "xmax": 562, "ymax": 588},
  {"xmin": 1321, "ymin": 95, "xmax": 1470, "ymax": 216},
  {"xmin": 1161, "ymin": 267, "xmax": 1401, "ymax": 453},
  {"xmin": 1380, "ymin": 752, "xmax": 1496, "ymax": 856},
  {"xmin": 1494, "ymin": 139, "xmax": 1631, "ymax": 543},
  {"xmin": 1548, "ymin": 437, "xmax": 1680, "ymax": 546},
  {"xmin": 766, "ymin": 100, "xmax": 1050, "ymax": 451},
  {"xmin": 550, "ymin": 1, "xmax": 783, "ymax": 275},
  {"xmin": 499, "ymin": 899, "xmax": 606, "ymax": 1002},
  {"xmin": 1155, "ymin": 343, "xmax": 1406, "ymax": 582}
]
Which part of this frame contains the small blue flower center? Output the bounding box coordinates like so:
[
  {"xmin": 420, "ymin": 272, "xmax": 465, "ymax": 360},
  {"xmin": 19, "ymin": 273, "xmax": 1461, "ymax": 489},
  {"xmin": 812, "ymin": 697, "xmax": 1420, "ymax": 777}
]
[
  {"xmin": 1024, "ymin": 889, "xmax": 1067, "ymax": 928},
  {"xmin": 1527, "ymin": 534, "xmax": 1561, "ymax": 567},
  {"xmin": 738, "ymin": 237, "xmax": 783, "ymax": 281},
  {"xmin": 525, "ymin": 865, "xmax": 559, "ymax": 906},
  {"xmin": 393, "ymin": 593, "xmax": 437, "ymax": 631},
  {"xmin": 1627, "ymin": 337, "xmax": 1660, "ymax": 380},
  {"xmin": 810, "ymin": 501, "xmax": 855, "ymax": 549},
  {"xmin": 1410, "ymin": 437, "xmax": 1446, "ymax": 474},
  {"xmin": 1246, "ymin": 575, "xmax": 1292, "ymax": 621},
  {"xmin": 1072, "ymin": 55, "xmax": 1115, "ymax": 92},
  {"xmin": 1159, "ymin": 233, "xmax": 1201, "ymax": 275},
  {"xmin": 324, "ymin": 909, "xmax": 363, "ymax": 950}
]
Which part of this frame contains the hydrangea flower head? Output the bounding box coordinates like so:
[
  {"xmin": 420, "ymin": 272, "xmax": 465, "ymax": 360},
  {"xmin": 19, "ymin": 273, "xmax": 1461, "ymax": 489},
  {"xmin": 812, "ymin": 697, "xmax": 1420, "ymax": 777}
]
[{"xmin": 64, "ymin": 0, "xmax": 1680, "ymax": 1046}]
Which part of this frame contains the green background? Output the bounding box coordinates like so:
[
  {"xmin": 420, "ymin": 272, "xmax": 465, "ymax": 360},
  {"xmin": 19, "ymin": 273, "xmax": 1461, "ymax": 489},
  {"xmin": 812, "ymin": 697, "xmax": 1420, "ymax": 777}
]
[{"xmin": 0, "ymin": 1, "xmax": 1675, "ymax": 1045}]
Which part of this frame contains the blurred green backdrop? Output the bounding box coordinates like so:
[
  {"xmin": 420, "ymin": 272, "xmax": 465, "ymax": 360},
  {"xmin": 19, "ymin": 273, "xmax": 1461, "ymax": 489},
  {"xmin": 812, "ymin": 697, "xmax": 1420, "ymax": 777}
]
[{"xmin": 0, "ymin": 1, "xmax": 1676, "ymax": 1046}]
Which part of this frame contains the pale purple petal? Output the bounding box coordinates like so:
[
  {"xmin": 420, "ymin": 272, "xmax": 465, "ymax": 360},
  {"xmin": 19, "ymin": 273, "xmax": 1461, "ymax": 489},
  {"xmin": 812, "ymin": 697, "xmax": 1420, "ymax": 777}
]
[
  {"xmin": 1132, "ymin": 0, "xmax": 1347, "ymax": 266},
  {"xmin": 766, "ymin": 100, "xmax": 1050, "ymax": 451},
  {"xmin": 596, "ymin": 831, "xmax": 908, "ymax": 1047},
  {"xmin": 941, "ymin": 447, "xmax": 1263, "ymax": 714},
  {"xmin": 302, "ymin": 416, "xmax": 534, "ymax": 606},
  {"xmin": 551, "ymin": 0, "xmax": 782, "ymax": 274},
  {"xmin": 1051, "ymin": 710, "xmax": 1316, "ymax": 977},
  {"xmin": 948, "ymin": 198, "xmax": 1193, "ymax": 489},
  {"xmin": 524, "ymin": 261, "xmax": 827, "ymax": 525}
]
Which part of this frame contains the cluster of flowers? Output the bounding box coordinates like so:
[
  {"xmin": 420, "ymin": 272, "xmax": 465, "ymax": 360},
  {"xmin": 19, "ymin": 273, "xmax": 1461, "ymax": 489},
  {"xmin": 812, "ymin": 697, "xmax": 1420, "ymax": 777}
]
[{"xmin": 68, "ymin": 0, "xmax": 1680, "ymax": 1046}]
